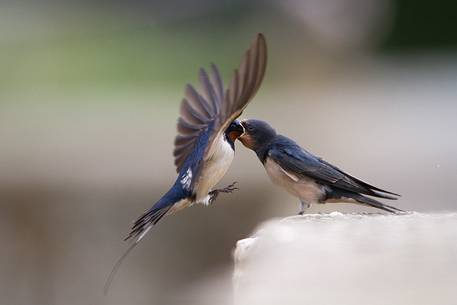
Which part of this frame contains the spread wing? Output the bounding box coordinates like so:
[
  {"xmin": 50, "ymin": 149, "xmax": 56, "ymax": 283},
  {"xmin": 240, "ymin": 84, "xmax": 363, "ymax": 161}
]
[
  {"xmin": 173, "ymin": 33, "xmax": 267, "ymax": 172},
  {"xmin": 267, "ymin": 137, "xmax": 400, "ymax": 199}
]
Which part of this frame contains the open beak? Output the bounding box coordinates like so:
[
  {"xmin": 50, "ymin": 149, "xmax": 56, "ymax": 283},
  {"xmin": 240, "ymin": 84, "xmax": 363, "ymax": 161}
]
[
  {"xmin": 227, "ymin": 120, "xmax": 245, "ymax": 142},
  {"xmin": 239, "ymin": 120, "xmax": 249, "ymax": 139},
  {"xmin": 237, "ymin": 120, "xmax": 255, "ymax": 149},
  {"xmin": 233, "ymin": 120, "xmax": 245, "ymax": 136}
]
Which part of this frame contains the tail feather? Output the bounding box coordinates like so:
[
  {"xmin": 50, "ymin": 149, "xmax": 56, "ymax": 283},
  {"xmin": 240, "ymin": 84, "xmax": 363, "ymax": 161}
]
[
  {"xmin": 103, "ymin": 205, "xmax": 172, "ymax": 295},
  {"xmin": 104, "ymin": 189, "xmax": 183, "ymax": 295},
  {"xmin": 327, "ymin": 188, "xmax": 404, "ymax": 213},
  {"xmin": 125, "ymin": 205, "xmax": 172, "ymax": 241},
  {"xmin": 348, "ymin": 177, "xmax": 401, "ymax": 200},
  {"xmin": 320, "ymin": 159, "xmax": 401, "ymax": 198},
  {"xmin": 368, "ymin": 189, "xmax": 399, "ymax": 200},
  {"xmin": 351, "ymin": 193, "xmax": 404, "ymax": 213},
  {"xmin": 350, "ymin": 177, "xmax": 401, "ymax": 199},
  {"xmin": 104, "ymin": 237, "xmax": 140, "ymax": 295}
]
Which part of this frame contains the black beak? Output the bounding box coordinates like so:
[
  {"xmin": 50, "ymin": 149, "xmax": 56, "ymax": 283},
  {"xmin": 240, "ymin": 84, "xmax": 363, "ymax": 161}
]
[{"xmin": 229, "ymin": 120, "xmax": 245, "ymax": 135}]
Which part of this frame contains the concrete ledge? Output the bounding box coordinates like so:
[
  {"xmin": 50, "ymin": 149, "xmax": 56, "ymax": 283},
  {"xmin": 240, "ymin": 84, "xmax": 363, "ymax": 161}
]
[{"xmin": 233, "ymin": 212, "xmax": 457, "ymax": 305}]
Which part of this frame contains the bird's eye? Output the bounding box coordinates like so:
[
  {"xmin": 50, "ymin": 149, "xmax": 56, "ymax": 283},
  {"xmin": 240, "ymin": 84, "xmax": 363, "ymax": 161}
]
[{"xmin": 247, "ymin": 125, "xmax": 254, "ymax": 131}]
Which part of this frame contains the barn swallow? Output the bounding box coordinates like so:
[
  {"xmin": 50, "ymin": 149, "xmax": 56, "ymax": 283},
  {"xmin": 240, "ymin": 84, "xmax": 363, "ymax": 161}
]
[
  {"xmin": 104, "ymin": 34, "xmax": 267, "ymax": 293},
  {"xmin": 238, "ymin": 119, "xmax": 403, "ymax": 214}
]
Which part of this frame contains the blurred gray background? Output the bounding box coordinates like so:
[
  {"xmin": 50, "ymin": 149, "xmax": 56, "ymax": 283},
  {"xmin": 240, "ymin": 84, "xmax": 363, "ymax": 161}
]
[{"xmin": 1, "ymin": 0, "xmax": 456, "ymax": 304}]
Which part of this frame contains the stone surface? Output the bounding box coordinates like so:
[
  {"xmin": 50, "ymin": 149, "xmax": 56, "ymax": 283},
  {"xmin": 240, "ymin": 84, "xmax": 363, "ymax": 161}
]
[{"xmin": 233, "ymin": 212, "xmax": 457, "ymax": 305}]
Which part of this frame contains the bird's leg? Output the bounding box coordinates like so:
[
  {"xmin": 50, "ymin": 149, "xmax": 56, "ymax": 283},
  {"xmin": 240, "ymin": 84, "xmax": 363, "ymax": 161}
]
[
  {"xmin": 208, "ymin": 182, "xmax": 239, "ymax": 204},
  {"xmin": 298, "ymin": 201, "xmax": 311, "ymax": 215}
]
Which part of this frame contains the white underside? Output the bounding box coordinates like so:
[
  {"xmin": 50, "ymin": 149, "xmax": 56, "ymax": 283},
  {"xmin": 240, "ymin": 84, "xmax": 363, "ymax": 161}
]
[
  {"xmin": 195, "ymin": 135, "xmax": 234, "ymax": 203},
  {"xmin": 169, "ymin": 136, "xmax": 234, "ymax": 215},
  {"xmin": 264, "ymin": 157, "xmax": 324, "ymax": 205}
]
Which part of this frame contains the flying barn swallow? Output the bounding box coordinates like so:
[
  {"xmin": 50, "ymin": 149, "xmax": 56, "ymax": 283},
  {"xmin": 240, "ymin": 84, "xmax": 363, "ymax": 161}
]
[
  {"xmin": 104, "ymin": 34, "xmax": 267, "ymax": 293},
  {"xmin": 238, "ymin": 120, "xmax": 402, "ymax": 214}
]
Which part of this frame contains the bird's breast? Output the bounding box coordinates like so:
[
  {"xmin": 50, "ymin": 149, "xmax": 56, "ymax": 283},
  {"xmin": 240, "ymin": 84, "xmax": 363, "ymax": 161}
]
[
  {"xmin": 264, "ymin": 157, "xmax": 324, "ymax": 203},
  {"xmin": 195, "ymin": 136, "xmax": 234, "ymax": 202}
]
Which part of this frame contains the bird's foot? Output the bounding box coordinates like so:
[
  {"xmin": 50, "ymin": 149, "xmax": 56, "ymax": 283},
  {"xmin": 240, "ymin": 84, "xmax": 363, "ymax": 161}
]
[
  {"xmin": 218, "ymin": 181, "xmax": 239, "ymax": 193},
  {"xmin": 208, "ymin": 182, "xmax": 239, "ymax": 204},
  {"xmin": 298, "ymin": 201, "xmax": 310, "ymax": 215}
]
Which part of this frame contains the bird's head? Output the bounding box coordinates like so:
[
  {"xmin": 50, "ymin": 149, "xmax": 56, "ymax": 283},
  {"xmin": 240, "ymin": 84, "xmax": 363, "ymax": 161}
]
[
  {"xmin": 225, "ymin": 120, "xmax": 245, "ymax": 143},
  {"xmin": 239, "ymin": 119, "xmax": 277, "ymax": 150}
]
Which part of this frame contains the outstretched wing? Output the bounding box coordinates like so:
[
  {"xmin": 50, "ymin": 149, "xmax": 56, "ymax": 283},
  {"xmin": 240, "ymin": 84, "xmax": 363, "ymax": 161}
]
[
  {"xmin": 267, "ymin": 136, "xmax": 400, "ymax": 199},
  {"xmin": 174, "ymin": 33, "xmax": 267, "ymax": 172}
]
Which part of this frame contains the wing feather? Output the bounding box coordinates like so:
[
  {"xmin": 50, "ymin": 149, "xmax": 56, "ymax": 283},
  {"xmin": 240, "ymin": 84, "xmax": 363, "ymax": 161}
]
[
  {"xmin": 199, "ymin": 68, "xmax": 220, "ymax": 114},
  {"xmin": 173, "ymin": 34, "xmax": 267, "ymax": 172},
  {"xmin": 174, "ymin": 135, "xmax": 196, "ymax": 146},
  {"xmin": 219, "ymin": 33, "xmax": 267, "ymax": 128},
  {"xmin": 177, "ymin": 117, "xmax": 202, "ymax": 131},
  {"xmin": 185, "ymin": 84, "xmax": 214, "ymax": 117},
  {"xmin": 210, "ymin": 64, "xmax": 224, "ymax": 100},
  {"xmin": 268, "ymin": 139, "xmax": 400, "ymax": 199},
  {"xmin": 180, "ymin": 99, "xmax": 208, "ymax": 124}
]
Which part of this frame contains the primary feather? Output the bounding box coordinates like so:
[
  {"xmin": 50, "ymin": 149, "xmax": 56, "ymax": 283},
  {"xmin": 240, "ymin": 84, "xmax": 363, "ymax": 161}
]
[
  {"xmin": 267, "ymin": 135, "xmax": 400, "ymax": 201},
  {"xmin": 174, "ymin": 33, "xmax": 267, "ymax": 172},
  {"xmin": 105, "ymin": 34, "xmax": 268, "ymax": 294}
]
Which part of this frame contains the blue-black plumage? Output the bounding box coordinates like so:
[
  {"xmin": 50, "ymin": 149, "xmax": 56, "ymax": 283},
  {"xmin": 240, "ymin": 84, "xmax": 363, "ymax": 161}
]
[
  {"xmin": 238, "ymin": 119, "xmax": 403, "ymax": 214},
  {"xmin": 104, "ymin": 34, "xmax": 267, "ymax": 293}
]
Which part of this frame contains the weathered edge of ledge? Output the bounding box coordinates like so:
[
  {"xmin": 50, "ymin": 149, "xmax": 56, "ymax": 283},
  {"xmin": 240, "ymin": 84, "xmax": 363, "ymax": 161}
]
[{"xmin": 233, "ymin": 212, "xmax": 457, "ymax": 305}]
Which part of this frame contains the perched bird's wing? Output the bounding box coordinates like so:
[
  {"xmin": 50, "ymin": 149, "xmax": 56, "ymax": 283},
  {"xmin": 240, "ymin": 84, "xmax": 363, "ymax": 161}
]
[
  {"xmin": 267, "ymin": 136, "xmax": 400, "ymax": 199},
  {"xmin": 174, "ymin": 33, "xmax": 267, "ymax": 175}
]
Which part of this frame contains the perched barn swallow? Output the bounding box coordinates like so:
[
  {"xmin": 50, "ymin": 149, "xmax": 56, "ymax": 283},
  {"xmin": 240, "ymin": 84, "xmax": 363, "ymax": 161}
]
[
  {"xmin": 104, "ymin": 34, "xmax": 267, "ymax": 293},
  {"xmin": 238, "ymin": 119, "xmax": 402, "ymax": 214}
]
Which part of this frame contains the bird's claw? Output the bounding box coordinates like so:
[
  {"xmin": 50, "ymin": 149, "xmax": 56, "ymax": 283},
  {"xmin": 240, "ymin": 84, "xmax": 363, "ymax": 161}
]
[
  {"xmin": 297, "ymin": 202, "xmax": 310, "ymax": 215},
  {"xmin": 208, "ymin": 182, "xmax": 239, "ymax": 204},
  {"xmin": 218, "ymin": 181, "xmax": 239, "ymax": 193}
]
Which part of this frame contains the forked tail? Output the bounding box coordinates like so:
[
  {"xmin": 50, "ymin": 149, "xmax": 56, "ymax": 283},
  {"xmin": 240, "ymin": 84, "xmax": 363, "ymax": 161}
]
[{"xmin": 103, "ymin": 190, "xmax": 182, "ymax": 295}]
